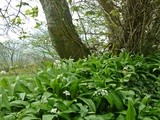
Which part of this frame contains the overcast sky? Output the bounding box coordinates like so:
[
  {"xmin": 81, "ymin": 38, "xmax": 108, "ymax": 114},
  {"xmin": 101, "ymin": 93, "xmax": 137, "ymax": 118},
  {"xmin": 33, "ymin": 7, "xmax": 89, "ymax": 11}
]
[{"xmin": 0, "ymin": 0, "xmax": 45, "ymax": 42}]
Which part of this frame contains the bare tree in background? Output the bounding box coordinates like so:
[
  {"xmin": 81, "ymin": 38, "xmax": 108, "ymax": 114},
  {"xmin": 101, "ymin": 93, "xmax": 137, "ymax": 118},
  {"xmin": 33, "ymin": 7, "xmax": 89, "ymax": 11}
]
[
  {"xmin": 1, "ymin": 0, "xmax": 159, "ymax": 57},
  {"xmin": 0, "ymin": 0, "xmax": 90, "ymax": 61},
  {"xmin": 0, "ymin": 40, "xmax": 27, "ymax": 71}
]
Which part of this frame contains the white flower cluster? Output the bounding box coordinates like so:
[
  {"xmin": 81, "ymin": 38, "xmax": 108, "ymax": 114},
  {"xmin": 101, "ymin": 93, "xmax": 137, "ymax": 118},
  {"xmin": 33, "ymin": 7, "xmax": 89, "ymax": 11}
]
[
  {"xmin": 93, "ymin": 89, "xmax": 108, "ymax": 96},
  {"xmin": 54, "ymin": 60, "xmax": 61, "ymax": 67},
  {"xmin": 50, "ymin": 108, "xmax": 59, "ymax": 113},
  {"xmin": 56, "ymin": 74, "xmax": 63, "ymax": 79},
  {"xmin": 56, "ymin": 74, "xmax": 69, "ymax": 82},
  {"xmin": 63, "ymin": 90, "xmax": 71, "ymax": 96}
]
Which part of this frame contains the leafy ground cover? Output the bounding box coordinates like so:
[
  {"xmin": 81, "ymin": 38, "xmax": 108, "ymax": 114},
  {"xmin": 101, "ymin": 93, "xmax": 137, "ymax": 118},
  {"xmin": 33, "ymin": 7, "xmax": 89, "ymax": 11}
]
[{"xmin": 0, "ymin": 52, "xmax": 160, "ymax": 120}]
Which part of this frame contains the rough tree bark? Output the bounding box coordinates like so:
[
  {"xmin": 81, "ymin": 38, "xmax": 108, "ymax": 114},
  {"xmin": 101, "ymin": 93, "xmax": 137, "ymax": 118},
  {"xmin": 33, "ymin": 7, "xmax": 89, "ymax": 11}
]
[
  {"xmin": 98, "ymin": 0, "xmax": 160, "ymax": 55},
  {"xmin": 39, "ymin": 0, "xmax": 90, "ymax": 61}
]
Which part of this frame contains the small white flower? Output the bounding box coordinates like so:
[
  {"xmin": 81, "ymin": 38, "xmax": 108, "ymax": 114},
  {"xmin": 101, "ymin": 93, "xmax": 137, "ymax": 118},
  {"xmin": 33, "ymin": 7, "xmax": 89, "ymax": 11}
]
[
  {"xmin": 101, "ymin": 89, "xmax": 108, "ymax": 96},
  {"xmin": 54, "ymin": 60, "xmax": 61, "ymax": 67},
  {"xmin": 57, "ymin": 74, "xmax": 63, "ymax": 79},
  {"xmin": 83, "ymin": 58, "xmax": 87, "ymax": 62},
  {"xmin": 93, "ymin": 89, "xmax": 108, "ymax": 96},
  {"xmin": 54, "ymin": 60, "xmax": 60, "ymax": 65},
  {"xmin": 55, "ymin": 60, "xmax": 60, "ymax": 64},
  {"xmin": 63, "ymin": 90, "xmax": 71, "ymax": 96},
  {"xmin": 62, "ymin": 77, "xmax": 68, "ymax": 81},
  {"xmin": 93, "ymin": 91, "xmax": 99, "ymax": 96},
  {"xmin": 51, "ymin": 108, "xmax": 58, "ymax": 113}
]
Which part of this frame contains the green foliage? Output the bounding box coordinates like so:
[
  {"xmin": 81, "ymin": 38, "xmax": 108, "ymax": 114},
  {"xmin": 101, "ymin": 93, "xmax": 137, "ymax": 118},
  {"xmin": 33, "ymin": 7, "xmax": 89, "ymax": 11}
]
[
  {"xmin": 0, "ymin": 52, "xmax": 160, "ymax": 119},
  {"xmin": 11, "ymin": 16, "xmax": 22, "ymax": 24},
  {"xmin": 25, "ymin": 6, "xmax": 38, "ymax": 17}
]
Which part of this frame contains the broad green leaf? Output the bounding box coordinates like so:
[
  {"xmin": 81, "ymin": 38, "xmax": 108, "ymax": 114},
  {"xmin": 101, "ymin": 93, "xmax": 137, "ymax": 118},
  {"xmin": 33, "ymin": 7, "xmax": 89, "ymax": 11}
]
[
  {"xmin": 106, "ymin": 92, "xmax": 124, "ymax": 110},
  {"xmin": 70, "ymin": 79, "xmax": 79, "ymax": 98},
  {"xmin": 78, "ymin": 97, "xmax": 96, "ymax": 113},
  {"xmin": 70, "ymin": 104, "xmax": 79, "ymax": 111},
  {"xmin": 22, "ymin": 116, "xmax": 39, "ymax": 120},
  {"xmin": 41, "ymin": 92, "xmax": 53, "ymax": 100},
  {"xmin": 76, "ymin": 103, "xmax": 88, "ymax": 117},
  {"xmin": 54, "ymin": 101, "xmax": 68, "ymax": 111},
  {"xmin": 20, "ymin": 82, "xmax": 31, "ymax": 93},
  {"xmin": 142, "ymin": 95, "xmax": 151, "ymax": 104},
  {"xmin": 143, "ymin": 117, "xmax": 154, "ymax": 120},
  {"xmin": 58, "ymin": 112, "xmax": 70, "ymax": 120},
  {"xmin": 126, "ymin": 100, "xmax": 136, "ymax": 120},
  {"xmin": 62, "ymin": 108, "xmax": 76, "ymax": 113},
  {"xmin": 0, "ymin": 114, "xmax": 5, "ymax": 120},
  {"xmin": 105, "ymin": 93, "xmax": 114, "ymax": 108},
  {"xmin": 111, "ymin": 92, "xmax": 124, "ymax": 110},
  {"xmin": 140, "ymin": 74, "xmax": 147, "ymax": 80},
  {"xmin": 42, "ymin": 115, "xmax": 57, "ymax": 120},
  {"xmin": 35, "ymin": 77, "xmax": 44, "ymax": 92},
  {"xmin": 22, "ymin": 108, "xmax": 38, "ymax": 114},
  {"xmin": 14, "ymin": 81, "xmax": 31, "ymax": 93},
  {"xmin": 84, "ymin": 115, "xmax": 103, "ymax": 120},
  {"xmin": 36, "ymin": 72, "xmax": 50, "ymax": 85},
  {"xmin": 73, "ymin": 117, "xmax": 85, "ymax": 120},
  {"xmin": 30, "ymin": 101, "xmax": 41, "ymax": 111},
  {"xmin": 139, "ymin": 104, "xmax": 146, "ymax": 113},
  {"xmin": 147, "ymin": 73, "xmax": 157, "ymax": 80},
  {"xmin": 84, "ymin": 113, "xmax": 114, "ymax": 120},
  {"xmin": 18, "ymin": 93, "xmax": 26, "ymax": 100},
  {"xmin": 10, "ymin": 100, "xmax": 29, "ymax": 107},
  {"xmin": 139, "ymin": 95, "xmax": 151, "ymax": 113},
  {"xmin": 0, "ymin": 78, "xmax": 10, "ymax": 89},
  {"xmin": 51, "ymin": 79, "xmax": 62, "ymax": 95},
  {"xmin": 4, "ymin": 113, "xmax": 16, "ymax": 120},
  {"xmin": 0, "ymin": 88, "xmax": 10, "ymax": 111},
  {"xmin": 39, "ymin": 102, "xmax": 52, "ymax": 111},
  {"xmin": 116, "ymin": 114, "xmax": 125, "ymax": 120}
]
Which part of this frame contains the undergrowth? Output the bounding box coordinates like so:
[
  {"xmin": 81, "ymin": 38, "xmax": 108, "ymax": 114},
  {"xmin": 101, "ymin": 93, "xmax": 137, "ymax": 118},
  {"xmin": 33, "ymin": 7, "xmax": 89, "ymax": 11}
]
[{"xmin": 0, "ymin": 52, "xmax": 160, "ymax": 120}]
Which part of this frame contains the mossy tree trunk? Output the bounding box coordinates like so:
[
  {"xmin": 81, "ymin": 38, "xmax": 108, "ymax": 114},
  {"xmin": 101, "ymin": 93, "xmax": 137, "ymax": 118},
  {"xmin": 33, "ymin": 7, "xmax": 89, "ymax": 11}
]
[
  {"xmin": 98, "ymin": 0, "xmax": 160, "ymax": 55},
  {"xmin": 39, "ymin": 0, "xmax": 90, "ymax": 61}
]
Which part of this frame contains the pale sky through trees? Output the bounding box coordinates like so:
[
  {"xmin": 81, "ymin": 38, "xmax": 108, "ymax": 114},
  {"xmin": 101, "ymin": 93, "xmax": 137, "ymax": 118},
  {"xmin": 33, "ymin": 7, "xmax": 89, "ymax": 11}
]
[
  {"xmin": 0, "ymin": 0, "xmax": 103, "ymax": 43},
  {"xmin": 0, "ymin": 0, "xmax": 45, "ymax": 42}
]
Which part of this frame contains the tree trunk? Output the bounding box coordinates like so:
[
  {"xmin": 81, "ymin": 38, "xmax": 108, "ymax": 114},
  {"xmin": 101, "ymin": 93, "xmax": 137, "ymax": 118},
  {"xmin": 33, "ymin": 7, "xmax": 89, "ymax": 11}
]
[
  {"xmin": 39, "ymin": 0, "xmax": 90, "ymax": 61},
  {"xmin": 98, "ymin": 0, "xmax": 160, "ymax": 55}
]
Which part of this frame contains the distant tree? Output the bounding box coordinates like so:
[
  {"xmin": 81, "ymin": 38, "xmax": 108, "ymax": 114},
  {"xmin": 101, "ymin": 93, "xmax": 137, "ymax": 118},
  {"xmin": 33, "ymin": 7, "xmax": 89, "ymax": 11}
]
[
  {"xmin": 29, "ymin": 29, "xmax": 58, "ymax": 60},
  {"xmin": 0, "ymin": 40, "xmax": 27, "ymax": 71}
]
